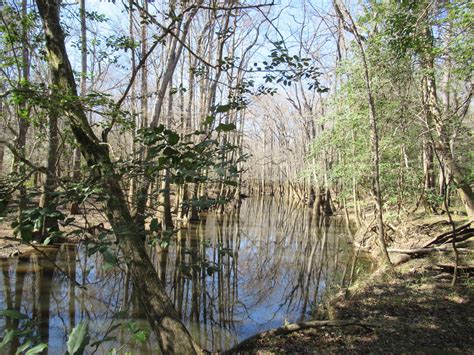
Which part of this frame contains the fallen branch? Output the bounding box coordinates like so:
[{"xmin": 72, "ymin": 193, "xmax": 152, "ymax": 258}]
[
  {"xmin": 222, "ymin": 319, "xmax": 377, "ymax": 354},
  {"xmin": 351, "ymin": 241, "xmax": 371, "ymax": 251},
  {"xmin": 436, "ymin": 264, "xmax": 474, "ymax": 273},
  {"xmin": 423, "ymin": 222, "xmax": 472, "ymax": 248},
  {"xmin": 387, "ymin": 222, "xmax": 399, "ymax": 232},
  {"xmin": 388, "ymin": 246, "xmax": 470, "ymax": 255}
]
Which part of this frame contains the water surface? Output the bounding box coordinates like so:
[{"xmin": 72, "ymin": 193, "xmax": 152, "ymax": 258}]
[{"xmin": 0, "ymin": 197, "xmax": 370, "ymax": 353}]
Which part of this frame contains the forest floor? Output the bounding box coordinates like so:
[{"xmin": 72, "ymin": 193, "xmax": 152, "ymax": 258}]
[
  {"xmin": 232, "ymin": 215, "xmax": 474, "ymax": 354},
  {"xmin": 0, "ymin": 204, "xmax": 108, "ymax": 258}
]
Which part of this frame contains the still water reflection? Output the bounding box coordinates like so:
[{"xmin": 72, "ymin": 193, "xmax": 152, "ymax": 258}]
[{"xmin": 0, "ymin": 197, "xmax": 370, "ymax": 353}]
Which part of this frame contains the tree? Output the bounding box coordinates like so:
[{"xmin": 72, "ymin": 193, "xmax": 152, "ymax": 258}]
[
  {"xmin": 69, "ymin": 0, "xmax": 87, "ymax": 215},
  {"xmin": 417, "ymin": 1, "xmax": 474, "ymax": 221},
  {"xmin": 34, "ymin": 0, "xmax": 199, "ymax": 352},
  {"xmin": 334, "ymin": 0, "xmax": 391, "ymax": 265}
]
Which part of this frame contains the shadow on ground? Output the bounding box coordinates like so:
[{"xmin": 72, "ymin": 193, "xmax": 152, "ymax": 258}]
[{"xmin": 235, "ymin": 260, "xmax": 473, "ymax": 354}]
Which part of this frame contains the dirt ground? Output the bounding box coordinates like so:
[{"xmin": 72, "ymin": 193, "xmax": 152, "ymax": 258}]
[
  {"xmin": 231, "ymin": 258, "xmax": 473, "ymax": 354},
  {"xmin": 230, "ymin": 216, "xmax": 473, "ymax": 354},
  {"xmin": 0, "ymin": 203, "xmax": 109, "ymax": 258}
]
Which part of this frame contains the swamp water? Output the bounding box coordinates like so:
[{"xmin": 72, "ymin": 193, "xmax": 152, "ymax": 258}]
[{"xmin": 0, "ymin": 197, "xmax": 371, "ymax": 353}]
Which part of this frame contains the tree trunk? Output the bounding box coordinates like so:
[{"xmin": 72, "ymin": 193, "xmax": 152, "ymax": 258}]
[
  {"xmin": 14, "ymin": 0, "xmax": 31, "ymax": 216},
  {"xmin": 334, "ymin": 0, "xmax": 391, "ymax": 265},
  {"xmin": 127, "ymin": 0, "xmax": 138, "ymax": 208},
  {"xmin": 158, "ymin": 75, "xmax": 174, "ymax": 230},
  {"xmin": 39, "ymin": 97, "xmax": 59, "ymax": 238},
  {"xmin": 422, "ymin": 138, "xmax": 437, "ymax": 213},
  {"xmin": 423, "ymin": 140, "xmax": 435, "ymax": 191},
  {"xmin": 35, "ymin": 1, "xmax": 198, "ymax": 353},
  {"xmin": 0, "ymin": 112, "xmax": 4, "ymax": 175},
  {"xmin": 420, "ymin": 23, "xmax": 474, "ymax": 221},
  {"xmin": 69, "ymin": 0, "xmax": 87, "ymax": 215},
  {"xmin": 324, "ymin": 188, "xmax": 333, "ymax": 215},
  {"xmin": 133, "ymin": 1, "xmax": 199, "ymax": 227}
]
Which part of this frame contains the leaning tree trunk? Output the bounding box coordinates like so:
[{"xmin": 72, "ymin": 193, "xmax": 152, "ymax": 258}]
[{"xmin": 35, "ymin": 1, "xmax": 198, "ymax": 353}]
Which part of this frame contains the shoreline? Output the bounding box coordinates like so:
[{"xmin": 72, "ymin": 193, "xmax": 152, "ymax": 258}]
[{"xmin": 227, "ymin": 215, "xmax": 473, "ymax": 354}]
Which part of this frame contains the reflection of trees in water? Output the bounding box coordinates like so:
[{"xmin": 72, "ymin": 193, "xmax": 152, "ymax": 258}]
[
  {"xmin": 0, "ymin": 246, "xmax": 156, "ymax": 353},
  {"xmin": 0, "ymin": 198, "xmax": 368, "ymax": 353},
  {"xmin": 1, "ymin": 256, "xmax": 27, "ymax": 354},
  {"xmin": 151, "ymin": 197, "xmax": 365, "ymax": 351},
  {"xmin": 0, "ymin": 251, "xmax": 58, "ymax": 354}
]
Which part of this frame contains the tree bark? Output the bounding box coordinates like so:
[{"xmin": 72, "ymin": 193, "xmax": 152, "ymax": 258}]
[
  {"xmin": 420, "ymin": 21, "xmax": 474, "ymax": 221},
  {"xmin": 39, "ymin": 94, "xmax": 59, "ymax": 238},
  {"xmin": 14, "ymin": 0, "xmax": 31, "ymax": 216},
  {"xmin": 0, "ymin": 103, "xmax": 4, "ymax": 175},
  {"xmin": 69, "ymin": 0, "xmax": 87, "ymax": 215},
  {"xmin": 35, "ymin": 1, "xmax": 198, "ymax": 353}
]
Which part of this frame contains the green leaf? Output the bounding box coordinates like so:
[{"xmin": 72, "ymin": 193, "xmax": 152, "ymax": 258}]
[
  {"xmin": 149, "ymin": 218, "xmax": 160, "ymax": 233},
  {"xmin": 167, "ymin": 132, "xmax": 179, "ymax": 145},
  {"xmin": 202, "ymin": 115, "xmax": 214, "ymax": 125},
  {"xmin": 214, "ymin": 104, "xmax": 230, "ymax": 113},
  {"xmin": 215, "ymin": 123, "xmax": 236, "ymax": 132},
  {"xmin": 25, "ymin": 343, "xmax": 48, "ymax": 355},
  {"xmin": 0, "ymin": 309, "xmax": 29, "ymax": 320},
  {"xmin": 67, "ymin": 321, "xmax": 90, "ymax": 355},
  {"xmin": 223, "ymin": 180, "xmax": 238, "ymax": 187},
  {"xmin": 16, "ymin": 340, "xmax": 32, "ymax": 354},
  {"xmin": 163, "ymin": 147, "xmax": 178, "ymax": 156},
  {"xmin": 20, "ymin": 224, "xmax": 34, "ymax": 242},
  {"xmin": 132, "ymin": 329, "xmax": 149, "ymax": 344},
  {"xmin": 0, "ymin": 329, "xmax": 15, "ymax": 349},
  {"xmin": 102, "ymin": 249, "xmax": 118, "ymax": 271}
]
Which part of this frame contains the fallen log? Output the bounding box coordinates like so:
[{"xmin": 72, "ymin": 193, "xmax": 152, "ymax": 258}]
[
  {"xmin": 423, "ymin": 222, "xmax": 472, "ymax": 248},
  {"xmin": 435, "ymin": 229, "xmax": 473, "ymax": 246},
  {"xmin": 388, "ymin": 246, "xmax": 470, "ymax": 255},
  {"xmin": 391, "ymin": 253, "xmax": 411, "ymax": 266},
  {"xmin": 352, "ymin": 241, "xmax": 371, "ymax": 251},
  {"xmin": 222, "ymin": 319, "xmax": 377, "ymax": 354},
  {"xmin": 436, "ymin": 264, "xmax": 474, "ymax": 273}
]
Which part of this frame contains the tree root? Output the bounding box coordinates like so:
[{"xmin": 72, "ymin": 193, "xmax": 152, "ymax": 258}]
[{"xmin": 388, "ymin": 222, "xmax": 472, "ymax": 266}]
